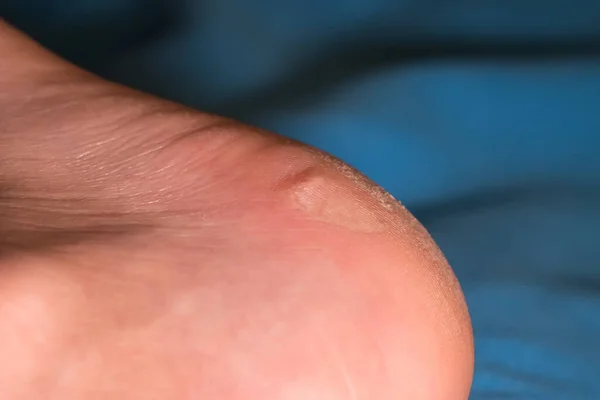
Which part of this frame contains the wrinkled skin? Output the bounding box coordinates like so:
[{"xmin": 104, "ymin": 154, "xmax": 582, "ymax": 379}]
[{"xmin": 0, "ymin": 22, "xmax": 473, "ymax": 399}]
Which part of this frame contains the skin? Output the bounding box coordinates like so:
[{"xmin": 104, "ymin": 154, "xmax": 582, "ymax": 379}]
[{"xmin": 0, "ymin": 21, "xmax": 474, "ymax": 399}]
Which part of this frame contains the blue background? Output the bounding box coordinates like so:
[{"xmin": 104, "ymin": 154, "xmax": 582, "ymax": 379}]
[{"xmin": 2, "ymin": 1, "xmax": 600, "ymax": 397}]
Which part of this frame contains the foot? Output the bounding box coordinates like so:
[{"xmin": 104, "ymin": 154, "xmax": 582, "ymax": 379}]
[{"xmin": 0, "ymin": 22, "xmax": 473, "ymax": 399}]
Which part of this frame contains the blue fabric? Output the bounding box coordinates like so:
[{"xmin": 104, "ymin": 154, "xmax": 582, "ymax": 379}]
[{"xmin": 2, "ymin": 1, "xmax": 600, "ymax": 397}]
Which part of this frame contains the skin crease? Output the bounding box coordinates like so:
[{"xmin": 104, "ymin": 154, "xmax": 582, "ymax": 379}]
[{"xmin": 0, "ymin": 21, "xmax": 474, "ymax": 399}]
